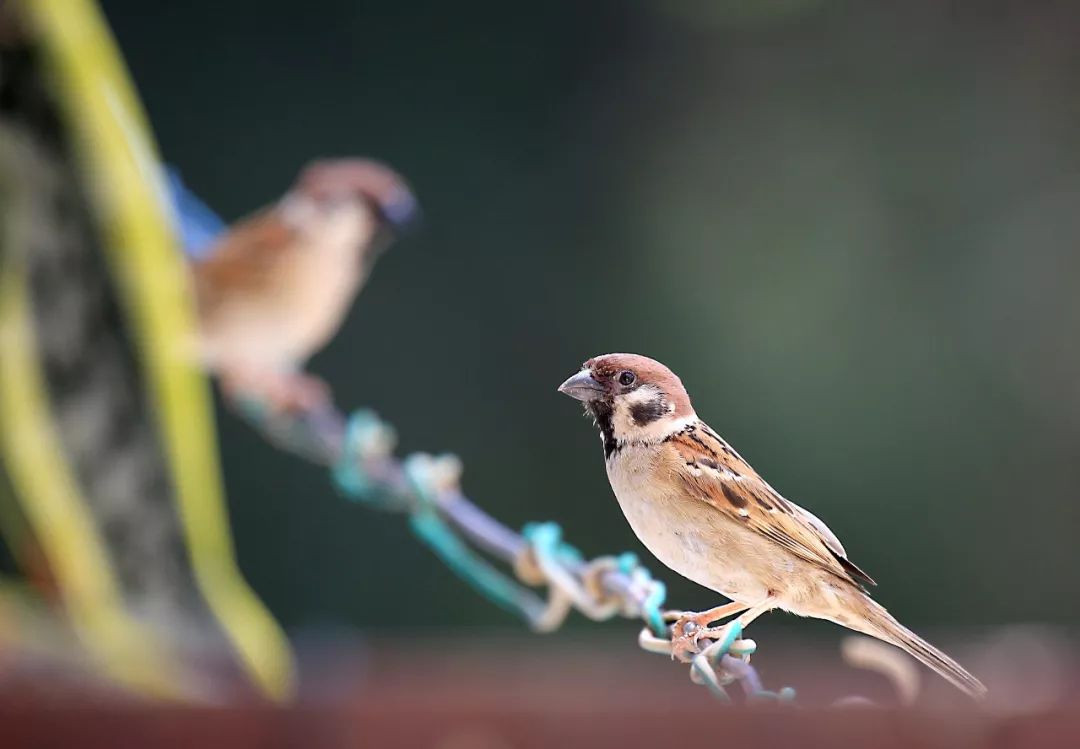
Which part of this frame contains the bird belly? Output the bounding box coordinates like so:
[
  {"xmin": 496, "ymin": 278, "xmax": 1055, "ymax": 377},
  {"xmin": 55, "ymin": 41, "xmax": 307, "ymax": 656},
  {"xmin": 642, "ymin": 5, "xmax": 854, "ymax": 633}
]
[
  {"xmin": 200, "ymin": 235, "xmax": 365, "ymax": 370},
  {"xmin": 606, "ymin": 450, "xmax": 774, "ymax": 605},
  {"xmin": 274, "ymin": 247, "xmax": 365, "ymax": 362}
]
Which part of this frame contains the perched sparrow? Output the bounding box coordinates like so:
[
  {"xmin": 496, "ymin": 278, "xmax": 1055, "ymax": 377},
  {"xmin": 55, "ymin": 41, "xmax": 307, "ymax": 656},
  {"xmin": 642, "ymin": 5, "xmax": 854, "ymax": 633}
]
[
  {"xmin": 559, "ymin": 353, "xmax": 986, "ymax": 699},
  {"xmin": 191, "ymin": 159, "xmax": 418, "ymax": 410}
]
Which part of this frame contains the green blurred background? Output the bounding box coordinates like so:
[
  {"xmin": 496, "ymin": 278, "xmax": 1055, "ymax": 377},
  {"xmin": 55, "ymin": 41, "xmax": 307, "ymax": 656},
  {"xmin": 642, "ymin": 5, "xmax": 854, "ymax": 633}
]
[{"xmin": 102, "ymin": 0, "xmax": 1080, "ymax": 636}]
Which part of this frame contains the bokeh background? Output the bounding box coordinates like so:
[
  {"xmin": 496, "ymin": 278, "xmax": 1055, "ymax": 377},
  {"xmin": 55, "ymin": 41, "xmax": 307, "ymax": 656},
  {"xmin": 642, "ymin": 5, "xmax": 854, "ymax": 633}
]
[{"xmin": 102, "ymin": 0, "xmax": 1080, "ymax": 645}]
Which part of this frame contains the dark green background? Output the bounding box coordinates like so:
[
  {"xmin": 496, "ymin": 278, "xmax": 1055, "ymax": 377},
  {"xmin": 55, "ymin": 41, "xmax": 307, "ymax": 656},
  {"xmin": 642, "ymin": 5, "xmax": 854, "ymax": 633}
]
[{"xmin": 102, "ymin": 0, "xmax": 1080, "ymax": 635}]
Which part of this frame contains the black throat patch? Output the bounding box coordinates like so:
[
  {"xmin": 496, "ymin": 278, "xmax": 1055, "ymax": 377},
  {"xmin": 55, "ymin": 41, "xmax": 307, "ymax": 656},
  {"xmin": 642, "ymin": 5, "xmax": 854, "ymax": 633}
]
[{"xmin": 587, "ymin": 400, "xmax": 618, "ymax": 458}]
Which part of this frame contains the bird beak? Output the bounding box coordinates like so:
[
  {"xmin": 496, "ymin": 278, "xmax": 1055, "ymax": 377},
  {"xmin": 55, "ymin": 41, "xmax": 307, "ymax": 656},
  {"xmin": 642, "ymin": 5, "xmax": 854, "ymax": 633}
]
[
  {"xmin": 379, "ymin": 188, "xmax": 422, "ymax": 234},
  {"xmin": 558, "ymin": 370, "xmax": 604, "ymax": 401}
]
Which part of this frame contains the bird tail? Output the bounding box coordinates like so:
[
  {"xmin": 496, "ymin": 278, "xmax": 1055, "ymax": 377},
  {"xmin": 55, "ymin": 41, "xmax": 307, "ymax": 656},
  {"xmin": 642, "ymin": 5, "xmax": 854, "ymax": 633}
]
[{"xmin": 848, "ymin": 595, "xmax": 987, "ymax": 700}]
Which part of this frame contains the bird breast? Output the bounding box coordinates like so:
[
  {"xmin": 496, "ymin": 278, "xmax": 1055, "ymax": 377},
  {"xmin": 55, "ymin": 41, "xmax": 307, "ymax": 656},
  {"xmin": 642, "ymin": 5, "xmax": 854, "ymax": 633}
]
[
  {"xmin": 605, "ymin": 445, "xmax": 776, "ymax": 606},
  {"xmin": 275, "ymin": 203, "xmax": 374, "ymax": 357},
  {"xmin": 200, "ymin": 201, "xmax": 376, "ymax": 370}
]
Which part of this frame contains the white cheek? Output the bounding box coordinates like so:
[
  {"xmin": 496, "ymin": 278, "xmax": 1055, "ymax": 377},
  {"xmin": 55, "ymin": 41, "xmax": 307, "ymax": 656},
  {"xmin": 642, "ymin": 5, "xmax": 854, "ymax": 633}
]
[
  {"xmin": 623, "ymin": 386, "xmax": 665, "ymax": 408},
  {"xmin": 318, "ymin": 203, "xmax": 374, "ymax": 249},
  {"xmin": 279, "ymin": 194, "xmax": 319, "ymax": 227},
  {"xmin": 612, "ymin": 387, "xmax": 669, "ymax": 434},
  {"xmin": 279, "ymin": 194, "xmax": 376, "ymax": 249},
  {"xmin": 611, "ymin": 386, "xmax": 696, "ymax": 443}
]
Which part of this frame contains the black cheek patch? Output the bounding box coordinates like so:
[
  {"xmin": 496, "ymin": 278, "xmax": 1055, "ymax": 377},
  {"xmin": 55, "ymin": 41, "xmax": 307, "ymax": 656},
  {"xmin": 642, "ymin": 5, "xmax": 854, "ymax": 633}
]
[{"xmin": 629, "ymin": 398, "xmax": 668, "ymax": 426}]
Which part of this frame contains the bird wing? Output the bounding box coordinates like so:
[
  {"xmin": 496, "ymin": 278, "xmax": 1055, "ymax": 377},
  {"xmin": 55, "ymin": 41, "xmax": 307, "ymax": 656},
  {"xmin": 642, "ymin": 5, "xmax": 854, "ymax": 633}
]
[
  {"xmin": 665, "ymin": 422, "xmax": 876, "ymax": 588},
  {"xmin": 191, "ymin": 208, "xmax": 297, "ymax": 312}
]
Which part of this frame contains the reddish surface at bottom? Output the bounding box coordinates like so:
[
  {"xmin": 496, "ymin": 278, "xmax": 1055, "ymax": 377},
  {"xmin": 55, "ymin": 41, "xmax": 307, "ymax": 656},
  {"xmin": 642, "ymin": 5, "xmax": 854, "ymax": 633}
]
[
  {"xmin": 1, "ymin": 702, "xmax": 1078, "ymax": 749},
  {"xmin": 2, "ymin": 632, "xmax": 1075, "ymax": 747}
]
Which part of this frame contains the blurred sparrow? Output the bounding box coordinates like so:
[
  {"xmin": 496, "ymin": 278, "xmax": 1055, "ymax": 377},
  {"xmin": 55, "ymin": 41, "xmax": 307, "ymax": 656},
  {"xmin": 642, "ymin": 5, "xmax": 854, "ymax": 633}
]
[
  {"xmin": 559, "ymin": 353, "xmax": 986, "ymax": 698},
  {"xmin": 191, "ymin": 159, "xmax": 418, "ymax": 410}
]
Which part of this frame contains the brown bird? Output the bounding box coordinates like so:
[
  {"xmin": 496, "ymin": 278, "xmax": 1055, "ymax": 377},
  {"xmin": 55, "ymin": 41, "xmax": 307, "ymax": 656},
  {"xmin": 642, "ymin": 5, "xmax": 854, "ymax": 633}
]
[
  {"xmin": 192, "ymin": 159, "xmax": 418, "ymax": 410},
  {"xmin": 558, "ymin": 353, "xmax": 986, "ymax": 699}
]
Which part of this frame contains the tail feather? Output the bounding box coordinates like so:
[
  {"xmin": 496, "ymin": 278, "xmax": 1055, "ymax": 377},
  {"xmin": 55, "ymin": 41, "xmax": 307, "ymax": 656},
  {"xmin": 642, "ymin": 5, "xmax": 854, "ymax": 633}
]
[{"xmin": 854, "ymin": 597, "xmax": 987, "ymax": 700}]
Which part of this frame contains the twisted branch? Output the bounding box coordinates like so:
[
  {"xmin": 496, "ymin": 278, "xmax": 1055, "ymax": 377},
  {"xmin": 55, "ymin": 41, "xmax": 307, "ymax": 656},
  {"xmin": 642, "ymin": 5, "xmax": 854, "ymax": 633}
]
[{"xmin": 236, "ymin": 395, "xmax": 796, "ymax": 703}]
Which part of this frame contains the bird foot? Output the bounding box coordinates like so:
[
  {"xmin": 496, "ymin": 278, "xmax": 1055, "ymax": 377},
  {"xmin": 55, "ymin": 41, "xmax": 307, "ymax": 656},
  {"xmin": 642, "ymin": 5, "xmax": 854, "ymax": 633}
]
[
  {"xmin": 670, "ymin": 612, "xmax": 717, "ymax": 663},
  {"xmin": 668, "ymin": 604, "xmax": 751, "ymax": 663},
  {"xmin": 223, "ymin": 369, "xmax": 332, "ymax": 416},
  {"xmin": 278, "ymin": 372, "xmax": 331, "ymax": 414}
]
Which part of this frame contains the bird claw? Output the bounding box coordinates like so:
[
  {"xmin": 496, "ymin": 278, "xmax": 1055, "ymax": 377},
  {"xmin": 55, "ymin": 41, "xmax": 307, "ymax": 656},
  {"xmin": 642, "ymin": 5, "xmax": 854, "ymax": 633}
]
[
  {"xmin": 271, "ymin": 373, "xmax": 331, "ymax": 414},
  {"xmin": 223, "ymin": 370, "xmax": 332, "ymax": 416},
  {"xmin": 669, "ymin": 613, "xmax": 710, "ymax": 663}
]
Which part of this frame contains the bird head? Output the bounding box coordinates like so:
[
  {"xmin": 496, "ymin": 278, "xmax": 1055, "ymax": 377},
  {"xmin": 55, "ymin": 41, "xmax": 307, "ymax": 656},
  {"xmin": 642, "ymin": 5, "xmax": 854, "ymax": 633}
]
[
  {"xmin": 558, "ymin": 353, "xmax": 696, "ymax": 449},
  {"xmin": 294, "ymin": 158, "xmax": 421, "ymax": 236}
]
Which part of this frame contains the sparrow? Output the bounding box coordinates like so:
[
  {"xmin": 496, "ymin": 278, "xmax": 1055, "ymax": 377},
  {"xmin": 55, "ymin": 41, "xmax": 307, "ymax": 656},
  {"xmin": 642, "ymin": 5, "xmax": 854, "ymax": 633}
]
[
  {"xmin": 558, "ymin": 353, "xmax": 986, "ymax": 699},
  {"xmin": 191, "ymin": 158, "xmax": 419, "ymax": 410}
]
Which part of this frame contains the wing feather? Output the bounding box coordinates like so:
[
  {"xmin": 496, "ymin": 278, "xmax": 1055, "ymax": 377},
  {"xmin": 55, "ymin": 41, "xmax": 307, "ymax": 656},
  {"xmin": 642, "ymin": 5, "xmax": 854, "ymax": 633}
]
[
  {"xmin": 192, "ymin": 209, "xmax": 296, "ymax": 314},
  {"xmin": 666, "ymin": 424, "xmax": 875, "ymax": 588}
]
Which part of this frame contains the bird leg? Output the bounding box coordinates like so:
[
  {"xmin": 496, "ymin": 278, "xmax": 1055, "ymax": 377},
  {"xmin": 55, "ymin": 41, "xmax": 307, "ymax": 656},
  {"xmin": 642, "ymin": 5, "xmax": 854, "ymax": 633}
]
[
  {"xmin": 683, "ymin": 597, "xmax": 779, "ymax": 664},
  {"xmin": 669, "ymin": 602, "xmax": 749, "ymax": 662},
  {"xmin": 733, "ymin": 597, "xmax": 776, "ymax": 630}
]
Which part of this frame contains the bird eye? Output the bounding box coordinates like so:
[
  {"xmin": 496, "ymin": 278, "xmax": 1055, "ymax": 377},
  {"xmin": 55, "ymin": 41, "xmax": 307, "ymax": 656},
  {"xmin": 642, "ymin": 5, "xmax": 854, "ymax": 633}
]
[{"xmin": 618, "ymin": 371, "xmax": 636, "ymax": 387}]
